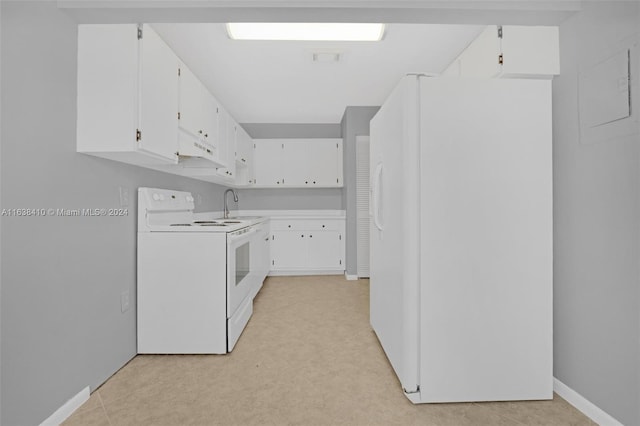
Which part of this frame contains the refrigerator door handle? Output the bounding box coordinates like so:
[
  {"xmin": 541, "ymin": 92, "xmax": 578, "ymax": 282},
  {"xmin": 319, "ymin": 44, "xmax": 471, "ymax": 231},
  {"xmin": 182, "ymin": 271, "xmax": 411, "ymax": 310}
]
[{"xmin": 372, "ymin": 162, "xmax": 384, "ymax": 231}]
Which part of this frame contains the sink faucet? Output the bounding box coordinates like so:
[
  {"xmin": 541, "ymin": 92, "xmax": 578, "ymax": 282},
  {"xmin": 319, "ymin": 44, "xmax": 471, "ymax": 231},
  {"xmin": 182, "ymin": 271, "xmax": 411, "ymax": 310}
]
[{"xmin": 223, "ymin": 189, "xmax": 238, "ymax": 219}]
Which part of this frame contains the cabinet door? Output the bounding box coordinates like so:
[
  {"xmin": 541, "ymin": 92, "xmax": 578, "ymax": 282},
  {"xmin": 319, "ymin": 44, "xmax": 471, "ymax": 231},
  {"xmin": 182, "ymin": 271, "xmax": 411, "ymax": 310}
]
[
  {"xmin": 281, "ymin": 141, "xmax": 309, "ymax": 186},
  {"xmin": 235, "ymin": 126, "xmax": 254, "ymax": 186},
  {"xmin": 139, "ymin": 26, "xmax": 180, "ymax": 162},
  {"xmin": 216, "ymin": 107, "xmax": 229, "ymax": 169},
  {"xmin": 216, "ymin": 111, "xmax": 236, "ymax": 180},
  {"xmin": 178, "ymin": 65, "xmax": 207, "ymax": 138},
  {"xmin": 307, "ymin": 231, "xmax": 343, "ymax": 269},
  {"xmin": 227, "ymin": 118, "xmax": 237, "ymax": 177},
  {"xmin": 253, "ymin": 140, "xmax": 284, "ymax": 186},
  {"xmin": 236, "ymin": 126, "xmax": 250, "ymax": 165},
  {"xmin": 202, "ymin": 93, "xmax": 218, "ymax": 150},
  {"xmin": 307, "ymin": 140, "xmax": 342, "ymax": 186},
  {"xmin": 457, "ymin": 26, "xmax": 501, "ymax": 78},
  {"xmin": 501, "ymin": 26, "xmax": 560, "ymax": 77},
  {"xmin": 77, "ymin": 24, "xmax": 139, "ymax": 154},
  {"xmin": 271, "ymin": 232, "xmax": 307, "ymax": 269}
]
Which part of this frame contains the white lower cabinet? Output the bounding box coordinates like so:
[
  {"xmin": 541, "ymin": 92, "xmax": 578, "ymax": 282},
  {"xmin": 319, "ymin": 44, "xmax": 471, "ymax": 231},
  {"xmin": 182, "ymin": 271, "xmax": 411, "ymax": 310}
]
[{"xmin": 269, "ymin": 217, "xmax": 345, "ymax": 275}]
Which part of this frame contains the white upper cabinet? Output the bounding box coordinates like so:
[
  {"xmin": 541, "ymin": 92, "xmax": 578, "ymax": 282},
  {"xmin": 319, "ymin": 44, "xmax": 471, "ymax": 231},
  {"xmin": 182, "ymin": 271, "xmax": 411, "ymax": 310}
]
[
  {"xmin": 307, "ymin": 141, "xmax": 343, "ymax": 187},
  {"xmin": 500, "ymin": 26, "xmax": 560, "ymax": 77},
  {"xmin": 77, "ymin": 24, "xmax": 250, "ymax": 186},
  {"xmin": 253, "ymin": 140, "xmax": 284, "ymax": 186},
  {"xmin": 139, "ymin": 26, "xmax": 181, "ymax": 162},
  {"xmin": 235, "ymin": 125, "xmax": 255, "ymax": 186},
  {"xmin": 281, "ymin": 141, "xmax": 308, "ymax": 186},
  {"xmin": 215, "ymin": 108, "xmax": 237, "ymax": 180},
  {"xmin": 253, "ymin": 139, "xmax": 343, "ymax": 188},
  {"xmin": 178, "ymin": 65, "xmax": 218, "ymax": 143},
  {"xmin": 177, "ymin": 64, "xmax": 223, "ymax": 167},
  {"xmin": 443, "ymin": 25, "xmax": 559, "ymax": 78},
  {"xmin": 77, "ymin": 24, "xmax": 179, "ymax": 165}
]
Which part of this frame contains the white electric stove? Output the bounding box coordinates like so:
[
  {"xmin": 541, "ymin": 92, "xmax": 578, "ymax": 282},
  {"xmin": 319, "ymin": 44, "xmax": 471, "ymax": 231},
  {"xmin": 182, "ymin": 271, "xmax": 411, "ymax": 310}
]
[{"xmin": 137, "ymin": 187, "xmax": 269, "ymax": 354}]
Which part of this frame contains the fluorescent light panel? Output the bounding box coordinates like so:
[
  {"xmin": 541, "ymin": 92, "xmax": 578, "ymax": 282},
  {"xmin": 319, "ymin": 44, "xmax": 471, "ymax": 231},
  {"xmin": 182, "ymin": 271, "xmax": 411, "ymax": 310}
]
[{"xmin": 226, "ymin": 23, "xmax": 385, "ymax": 41}]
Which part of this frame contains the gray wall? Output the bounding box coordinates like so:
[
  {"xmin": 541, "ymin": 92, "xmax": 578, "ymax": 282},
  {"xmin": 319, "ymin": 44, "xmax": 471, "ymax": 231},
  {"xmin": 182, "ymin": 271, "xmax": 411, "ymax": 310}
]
[
  {"xmin": 553, "ymin": 2, "xmax": 640, "ymax": 425},
  {"xmin": 0, "ymin": 3, "xmax": 230, "ymax": 424},
  {"xmin": 240, "ymin": 123, "xmax": 343, "ymax": 210},
  {"xmin": 340, "ymin": 107, "xmax": 380, "ymax": 276}
]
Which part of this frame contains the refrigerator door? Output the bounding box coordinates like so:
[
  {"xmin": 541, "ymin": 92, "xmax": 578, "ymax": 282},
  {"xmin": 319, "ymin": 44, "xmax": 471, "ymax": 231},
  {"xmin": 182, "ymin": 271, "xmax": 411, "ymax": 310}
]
[
  {"xmin": 418, "ymin": 77, "xmax": 553, "ymax": 402},
  {"xmin": 369, "ymin": 76, "xmax": 421, "ymax": 396}
]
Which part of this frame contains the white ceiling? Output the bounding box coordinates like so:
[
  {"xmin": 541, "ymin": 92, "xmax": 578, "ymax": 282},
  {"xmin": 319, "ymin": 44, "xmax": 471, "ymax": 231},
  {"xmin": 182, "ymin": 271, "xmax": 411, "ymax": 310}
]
[{"xmin": 152, "ymin": 23, "xmax": 484, "ymax": 123}]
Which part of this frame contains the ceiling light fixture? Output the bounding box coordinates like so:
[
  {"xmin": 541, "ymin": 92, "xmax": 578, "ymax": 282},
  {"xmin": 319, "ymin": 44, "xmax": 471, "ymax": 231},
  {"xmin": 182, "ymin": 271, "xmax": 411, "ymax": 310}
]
[{"xmin": 226, "ymin": 23, "xmax": 386, "ymax": 41}]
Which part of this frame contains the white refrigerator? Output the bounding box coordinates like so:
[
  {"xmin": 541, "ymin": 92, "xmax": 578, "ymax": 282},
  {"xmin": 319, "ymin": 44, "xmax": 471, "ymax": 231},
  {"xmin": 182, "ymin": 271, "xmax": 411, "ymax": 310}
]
[{"xmin": 369, "ymin": 75, "xmax": 553, "ymax": 403}]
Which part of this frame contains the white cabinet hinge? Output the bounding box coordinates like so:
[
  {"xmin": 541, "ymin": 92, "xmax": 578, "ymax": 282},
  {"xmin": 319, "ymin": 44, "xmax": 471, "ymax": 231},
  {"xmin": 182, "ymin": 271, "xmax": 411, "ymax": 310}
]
[
  {"xmin": 498, "ymin": 54, "xmax": 504, "ymax": 65},
  {"xmin": 339, "ymin": 234, "xmax": 342, "ymax": 240},
  {"xmin": 178, "ymin": 68, "xmax": 181, "ymax": 76},
  {"xmin": 497, "ymin": 25, "xmax": 503, "ymax": 39},
  {"xmin": 137, "ymin": 26, "xmax": 143, "ymax": 40},
  {"xmin": 136, "ymin": 129, "xmax": 142, "ymax": 142},
  {"xmin": 177, "ymin": 112, "xmax": 181, "ymax": 120}
]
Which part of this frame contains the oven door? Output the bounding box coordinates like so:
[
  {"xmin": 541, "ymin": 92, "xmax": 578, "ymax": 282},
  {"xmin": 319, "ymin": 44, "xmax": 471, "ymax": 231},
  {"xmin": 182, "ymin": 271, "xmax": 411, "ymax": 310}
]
[{"xmin": 227, "ymin": 227, "xmax": 257, "ymax": 319}]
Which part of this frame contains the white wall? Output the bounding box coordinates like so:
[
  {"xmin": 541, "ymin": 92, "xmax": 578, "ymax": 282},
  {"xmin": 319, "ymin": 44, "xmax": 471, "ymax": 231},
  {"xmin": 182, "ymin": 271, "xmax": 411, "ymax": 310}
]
[
  {"xmin": 553, "ymin": 2, "xmax": 640, "ymax": 425},
  {"xmin": 0, "ymin": 2, "xmax": 230, "ymax": 424}
]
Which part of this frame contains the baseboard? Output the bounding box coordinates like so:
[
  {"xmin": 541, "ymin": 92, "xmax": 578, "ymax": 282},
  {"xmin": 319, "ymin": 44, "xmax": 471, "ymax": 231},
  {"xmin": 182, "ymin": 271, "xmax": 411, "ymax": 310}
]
[
  {"xmin": 268, "ymin": 270, "xmax": 345, "ymax": 276},
  {"xmin": 40, "ymin": 386, "xmax": 90, "ymax": 426},
  {"xmin": 344, "ymin": 274, "xmax": 358, "ymax": 280},
  {"xmin": 553, "ymin": 378, "xmax": 622, "ymax": 426}
]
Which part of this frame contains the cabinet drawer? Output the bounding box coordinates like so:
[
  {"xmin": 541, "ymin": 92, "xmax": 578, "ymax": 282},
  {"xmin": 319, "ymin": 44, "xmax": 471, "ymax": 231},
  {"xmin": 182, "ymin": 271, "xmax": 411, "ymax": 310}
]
[{"xmin": 271, "ymin": 219, "xmax": 341, "ymax": 232}]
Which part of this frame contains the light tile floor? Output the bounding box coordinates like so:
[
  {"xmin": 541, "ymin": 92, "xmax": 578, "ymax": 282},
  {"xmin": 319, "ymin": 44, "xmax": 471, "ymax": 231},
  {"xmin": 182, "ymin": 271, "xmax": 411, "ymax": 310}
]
[{"xmin": 64, "ymin": 275, "xmax": 594, "ymax": 426}]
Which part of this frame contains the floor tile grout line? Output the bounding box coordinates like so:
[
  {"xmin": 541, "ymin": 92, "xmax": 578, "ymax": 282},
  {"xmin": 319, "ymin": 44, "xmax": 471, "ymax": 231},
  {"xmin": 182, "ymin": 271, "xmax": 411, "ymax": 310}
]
[{"xmin": 97, "ymin": 390, "xmax": 113, "ymax": 426}]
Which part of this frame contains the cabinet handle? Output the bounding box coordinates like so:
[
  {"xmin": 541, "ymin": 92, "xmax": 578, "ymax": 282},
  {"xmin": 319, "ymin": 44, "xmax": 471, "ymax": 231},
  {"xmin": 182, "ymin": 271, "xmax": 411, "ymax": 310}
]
[
  {"xmin": 204, "ymin": 133, "xmax": 208, "ymax": 138},
  {"xmin": 309, "ymin": 234, "xmax": 313, "ymax": 238},
  {"xmin": 265, "ymin": 238, "xmax": 269, "ymax": 242},
  {"xmin": 198, "ymin": 130, "xmax": 203, "ymax": 134},
  {"xmin": 301, "ymin": 234, "xmax": 304, "ymax": 238},
  {"xmin": 313, "ymin": 181, "xmax": 316, "ymax": 184},
  {"xmin": 288, "ymin": 225, "xmax": 291, "ymax": 228},
  {"xmin": 322, "ymin": 225, "xmax": 325, "ymax": 228},
  {"xmin": 305, "ymin": 181, "xmax": 308, "ymax": 184}
]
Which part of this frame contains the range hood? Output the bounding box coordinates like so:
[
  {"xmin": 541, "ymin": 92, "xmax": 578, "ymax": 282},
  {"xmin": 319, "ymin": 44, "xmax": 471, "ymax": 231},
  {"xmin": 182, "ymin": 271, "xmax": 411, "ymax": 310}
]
[{"xmin": 177, "ymin": 130, "xmax": 225, "ymax": 169}]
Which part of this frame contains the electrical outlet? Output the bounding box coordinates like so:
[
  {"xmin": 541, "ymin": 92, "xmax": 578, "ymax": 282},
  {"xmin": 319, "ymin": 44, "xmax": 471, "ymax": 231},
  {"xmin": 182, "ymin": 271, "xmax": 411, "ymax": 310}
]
[
  {"xmin": 120, "ymin": 290, "xmax": 130, "ymax": 313},
  {"xmin": 119, "ymin": 186, "xmax": 129, "ymax": 207}
]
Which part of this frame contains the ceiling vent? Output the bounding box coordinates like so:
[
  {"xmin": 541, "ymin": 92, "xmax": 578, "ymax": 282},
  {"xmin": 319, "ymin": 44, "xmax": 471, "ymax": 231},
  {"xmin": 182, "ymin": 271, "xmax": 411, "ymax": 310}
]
[{"xmin": 312, "ymin": 52, "xmax": 341, "ymax": 63}]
